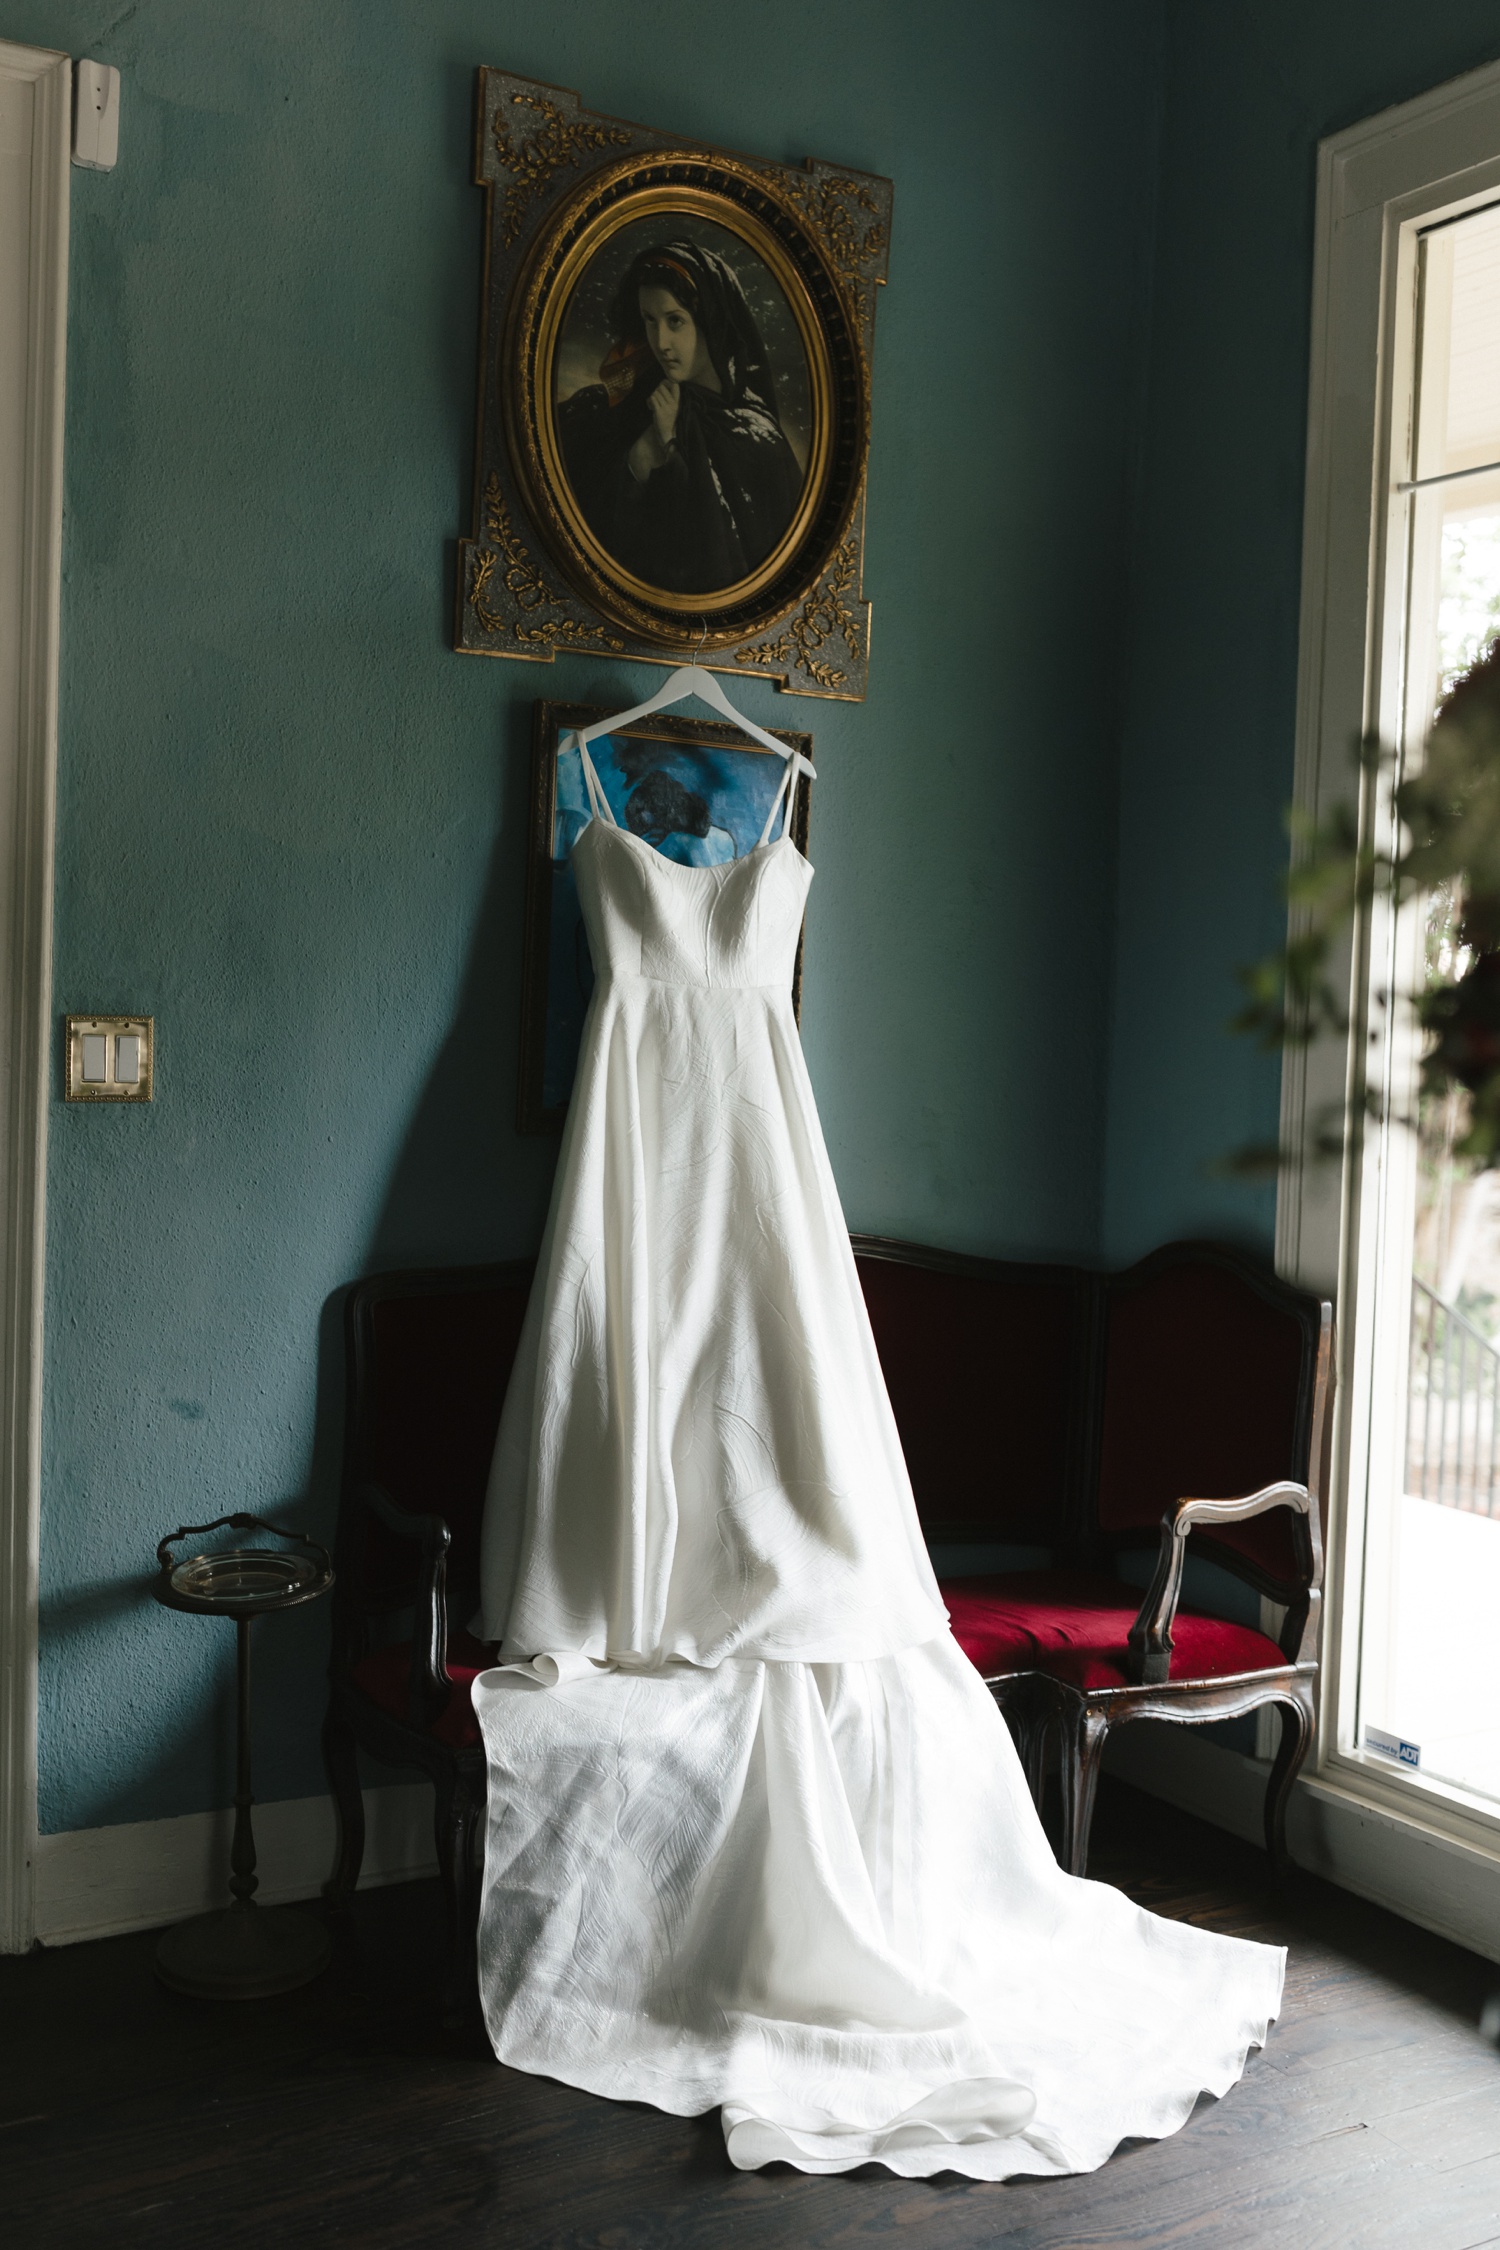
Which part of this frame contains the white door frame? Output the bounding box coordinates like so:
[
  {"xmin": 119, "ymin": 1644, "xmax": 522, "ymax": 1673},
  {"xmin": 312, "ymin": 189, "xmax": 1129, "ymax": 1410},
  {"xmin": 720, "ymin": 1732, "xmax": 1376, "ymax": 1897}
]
[
  {"xmin": 1282, "ymin": 55, "xmax": 1500, "ymax": 1875},
  {"xmin": 0, "ymin": 38, "xmax": 68, "ymax": 1956}
]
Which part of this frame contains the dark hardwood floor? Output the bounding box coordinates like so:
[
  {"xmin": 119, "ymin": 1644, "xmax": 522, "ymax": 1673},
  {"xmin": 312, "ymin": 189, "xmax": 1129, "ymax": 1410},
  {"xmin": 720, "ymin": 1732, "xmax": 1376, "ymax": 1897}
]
[{"xmin": 5, "ymin": 1776, "xmax": 1500, "ymax": 2250}]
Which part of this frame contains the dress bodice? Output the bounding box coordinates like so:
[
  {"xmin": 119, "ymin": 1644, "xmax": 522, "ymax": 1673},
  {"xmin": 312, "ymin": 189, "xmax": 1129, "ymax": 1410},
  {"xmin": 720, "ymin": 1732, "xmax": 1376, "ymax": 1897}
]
[
  {"xmin": 482, "ymin": 739, "xmax": 945, "ymax": 1673},
  {"xmin": 572, "ymin": 820, "xmax": 812, "ymax": 993}
]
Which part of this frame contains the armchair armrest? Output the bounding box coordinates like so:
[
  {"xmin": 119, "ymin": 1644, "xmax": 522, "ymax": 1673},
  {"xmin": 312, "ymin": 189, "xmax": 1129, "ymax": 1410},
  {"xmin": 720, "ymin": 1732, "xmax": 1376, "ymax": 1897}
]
[
  {"xmin": 1126, "ymin": 1480, "xmax": 1322, "ymax": 1686},
  {"xmin": 355, "ymin": 1481, "xmax": 454, "ymax": 1729}
]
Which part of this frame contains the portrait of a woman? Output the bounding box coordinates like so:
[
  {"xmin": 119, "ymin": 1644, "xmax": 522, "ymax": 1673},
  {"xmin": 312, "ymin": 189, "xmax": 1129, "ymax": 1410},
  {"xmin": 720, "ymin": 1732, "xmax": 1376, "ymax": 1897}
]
[{"xmin": 556, "ymin": 238, "xmax": 805, "ymax": 597}]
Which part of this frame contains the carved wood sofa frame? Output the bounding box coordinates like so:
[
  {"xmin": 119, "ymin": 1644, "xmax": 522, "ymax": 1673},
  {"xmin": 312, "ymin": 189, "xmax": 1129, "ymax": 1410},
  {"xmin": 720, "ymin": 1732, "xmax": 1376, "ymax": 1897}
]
[{"xmin": 851, "ymin": 1234, "xmax": 1334, "ymax": 1880}]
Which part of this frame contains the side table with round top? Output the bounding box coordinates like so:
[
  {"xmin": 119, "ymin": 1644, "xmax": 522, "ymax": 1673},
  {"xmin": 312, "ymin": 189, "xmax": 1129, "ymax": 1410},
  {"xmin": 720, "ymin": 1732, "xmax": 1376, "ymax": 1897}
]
[{"xmin": 152, "ymin": 1513, "xmax": 335, "ymax": 1999}]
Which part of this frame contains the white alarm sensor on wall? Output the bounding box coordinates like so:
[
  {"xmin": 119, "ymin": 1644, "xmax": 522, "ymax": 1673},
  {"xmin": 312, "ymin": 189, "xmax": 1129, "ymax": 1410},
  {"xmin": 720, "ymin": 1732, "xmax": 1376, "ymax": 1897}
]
[{"xmin": 73, "ymin": 60, "xmax": 120, "ymax": 172}]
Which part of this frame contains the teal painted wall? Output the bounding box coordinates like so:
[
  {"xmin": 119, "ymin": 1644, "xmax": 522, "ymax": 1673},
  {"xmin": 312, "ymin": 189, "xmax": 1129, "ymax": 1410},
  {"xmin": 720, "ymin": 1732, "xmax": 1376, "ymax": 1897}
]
[
  {"xmin": 1102, "ymin": 1, "xmax": 1500, "ymax": 1264},
  {"xmin": 18, "ymin": 1, "xmax": 1158, "ymax": 1832}
]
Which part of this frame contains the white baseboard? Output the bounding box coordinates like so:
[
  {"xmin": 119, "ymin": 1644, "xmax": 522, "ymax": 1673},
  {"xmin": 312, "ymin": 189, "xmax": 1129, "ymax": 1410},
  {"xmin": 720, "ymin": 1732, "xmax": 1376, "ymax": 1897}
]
[
  {"xmin": 41, "ymin": 1732, "xmax": 1500, "ymax": 1965},
  {"xmin": 1105, "ymin": 1724, "xmax": 1500, "ymax": 1968},
  {"xmin": 33, "ymin": 1781, "xmax": 438, "ymax": 1947}
]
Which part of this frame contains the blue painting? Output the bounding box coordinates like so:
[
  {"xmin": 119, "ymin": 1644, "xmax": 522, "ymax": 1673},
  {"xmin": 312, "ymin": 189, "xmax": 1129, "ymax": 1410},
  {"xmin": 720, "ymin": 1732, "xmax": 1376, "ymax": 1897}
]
[{"xmin": 520, "ymin": 706, "xmax": 811, "ymax": 1131}]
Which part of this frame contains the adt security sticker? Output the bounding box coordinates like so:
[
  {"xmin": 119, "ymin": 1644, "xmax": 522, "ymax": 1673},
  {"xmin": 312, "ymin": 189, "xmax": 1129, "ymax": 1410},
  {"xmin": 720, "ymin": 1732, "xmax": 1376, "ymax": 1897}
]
[{"xmin": 1365, "ymin": 1726, "xmax": 1421, "ymax": 1769}]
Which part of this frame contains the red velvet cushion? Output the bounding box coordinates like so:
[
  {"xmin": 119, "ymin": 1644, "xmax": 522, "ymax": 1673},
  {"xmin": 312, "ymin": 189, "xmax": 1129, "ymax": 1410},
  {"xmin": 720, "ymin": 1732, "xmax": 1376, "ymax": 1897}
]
[
  {"xmin": 349, "ymin": 1627, "xmax": 495, "ymax": 1748},
  {"xmin": 1098, "ymin": 1262, "xmax": 1306, "ymax": 1584},
  {"xmin": 856, "ymin": 1253, "xmax": 1077, "ymax": 1539},
  {"xmin": 941, "ymin": 1571, "xmax": 1287, "ymax": 1692}
]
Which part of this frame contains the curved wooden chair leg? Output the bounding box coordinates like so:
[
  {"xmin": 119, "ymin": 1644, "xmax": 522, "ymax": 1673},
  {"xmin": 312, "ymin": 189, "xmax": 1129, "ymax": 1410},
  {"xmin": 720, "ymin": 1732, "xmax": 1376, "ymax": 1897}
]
[
  {"xmin": 1023, "ymin": 1696, "xmax": 1051, "ymax": 1813},
  {"xmin": 436, "ymin": 1769, "xmax": 486, "ymax": 2030},
  {"xmin": 1059, "ymin": 1704, "xmax": 1110, "ymax": 1877},
  {"xmin": 994, "ymin": 1683, "xmax": 1026, "ymax": 1760},
  {"xmin": 1264, "ymin": 1686, "xmax": 1314, "ymax": 1878},
  {"xmin": 992, "ymin": 1680, "xmax": 1047, "ymax": 1811},
  {"xmin": 322, "ymin": 1700, "xmax": 365, "ymax": 1910}
]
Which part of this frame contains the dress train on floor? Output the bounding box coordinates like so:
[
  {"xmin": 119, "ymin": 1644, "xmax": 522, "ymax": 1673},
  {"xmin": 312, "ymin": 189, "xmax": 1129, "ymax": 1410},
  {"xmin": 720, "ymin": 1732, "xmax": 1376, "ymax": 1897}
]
[{"xmin": 475, "ymin": 1634, "xmax": 1282, "ymax": 2179}]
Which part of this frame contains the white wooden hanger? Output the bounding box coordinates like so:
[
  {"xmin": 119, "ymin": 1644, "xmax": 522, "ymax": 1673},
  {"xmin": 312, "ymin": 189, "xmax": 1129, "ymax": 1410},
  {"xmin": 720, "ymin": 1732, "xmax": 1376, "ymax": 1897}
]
[{"xmin": 570, "ymin": 657, "xmax": 816, "ymax": 778}]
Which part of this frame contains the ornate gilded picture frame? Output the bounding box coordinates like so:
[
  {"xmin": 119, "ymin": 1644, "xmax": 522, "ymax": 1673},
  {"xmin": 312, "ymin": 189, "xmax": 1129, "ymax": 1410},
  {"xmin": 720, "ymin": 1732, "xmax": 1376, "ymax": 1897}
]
[
  {"xmin": 457, "ymin": 71, "xmax": 891, "ymax": 700},
  {"xmin": 518, "ymin": 700, "xmax": 813, "ymax": 1133}
]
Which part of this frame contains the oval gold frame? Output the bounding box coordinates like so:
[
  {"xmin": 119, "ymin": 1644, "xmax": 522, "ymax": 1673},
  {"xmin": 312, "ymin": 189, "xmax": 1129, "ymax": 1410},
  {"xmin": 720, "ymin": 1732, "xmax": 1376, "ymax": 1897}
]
[
  {"xmin": 536, "ymin": 189, "xmax": 833, "ymax": 615},
  {"xmin": 505, "ymin": 152, "xmax": 868, "ymax": 648}
]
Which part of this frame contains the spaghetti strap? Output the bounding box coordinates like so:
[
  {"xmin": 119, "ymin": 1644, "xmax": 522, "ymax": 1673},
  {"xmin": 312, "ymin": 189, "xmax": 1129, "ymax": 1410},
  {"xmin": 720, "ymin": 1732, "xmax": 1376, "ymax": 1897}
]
[
  {"xmin": 576, "ymin": 739, "xmax": 618, "ymax": 828},
  {"xmin": 756, "ymin": 753, "xmax": 802, "ymax": 850}
]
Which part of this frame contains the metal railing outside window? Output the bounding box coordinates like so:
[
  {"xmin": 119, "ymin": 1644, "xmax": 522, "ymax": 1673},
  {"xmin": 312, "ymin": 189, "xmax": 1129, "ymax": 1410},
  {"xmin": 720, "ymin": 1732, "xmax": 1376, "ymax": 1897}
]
[{"xmin": 1407, "ymin": 1276, "xmax": 1500, "ymax": 1513}]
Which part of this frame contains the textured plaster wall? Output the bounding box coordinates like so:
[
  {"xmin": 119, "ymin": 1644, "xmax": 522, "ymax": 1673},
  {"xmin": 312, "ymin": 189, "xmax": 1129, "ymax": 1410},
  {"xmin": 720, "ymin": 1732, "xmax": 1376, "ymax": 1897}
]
[
  {"xmin": 12, "ymin": 0, "xmax": 1157, "ymax": 1832},
  {"xmin": 1101, "ymin": 0, "xmax": 1500, "ymax": 1265}
]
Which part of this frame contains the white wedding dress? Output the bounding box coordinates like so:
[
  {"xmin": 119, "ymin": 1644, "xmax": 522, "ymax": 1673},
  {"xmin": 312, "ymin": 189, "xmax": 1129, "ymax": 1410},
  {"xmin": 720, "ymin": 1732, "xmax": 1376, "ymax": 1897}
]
[{"xmin": 473, "ymin": 743, "xmax": 1283, "ymax": 2178}]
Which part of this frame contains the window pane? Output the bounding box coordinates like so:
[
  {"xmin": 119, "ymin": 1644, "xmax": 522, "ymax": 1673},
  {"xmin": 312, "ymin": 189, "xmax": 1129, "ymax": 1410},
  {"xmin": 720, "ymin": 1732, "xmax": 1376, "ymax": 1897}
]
[
  {"xmin": 1358, "ymin": 204, "xmax": 1500, "ymax": 1809},
  {"xmin": 1435, "ymin": 205, "xmax": 1500, "ymax": 479}
]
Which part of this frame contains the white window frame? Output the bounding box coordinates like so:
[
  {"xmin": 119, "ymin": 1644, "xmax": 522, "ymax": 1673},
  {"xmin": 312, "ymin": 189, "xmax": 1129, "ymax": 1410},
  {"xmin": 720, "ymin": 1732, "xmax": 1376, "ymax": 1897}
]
[
  {"xmin": 0, "ymin": 38, "xmax": 68, "ymax": 1956},
  {"xmin": 1284, "ymin": 55, "xmax": 1500, "ymax": 1886}
]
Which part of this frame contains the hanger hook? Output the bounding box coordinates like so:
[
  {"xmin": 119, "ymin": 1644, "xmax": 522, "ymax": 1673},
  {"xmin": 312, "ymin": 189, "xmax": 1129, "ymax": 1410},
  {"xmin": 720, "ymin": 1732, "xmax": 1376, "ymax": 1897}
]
[{"xmin": 692, "ymin": 619, "xmax": 708, "ymax": 665}]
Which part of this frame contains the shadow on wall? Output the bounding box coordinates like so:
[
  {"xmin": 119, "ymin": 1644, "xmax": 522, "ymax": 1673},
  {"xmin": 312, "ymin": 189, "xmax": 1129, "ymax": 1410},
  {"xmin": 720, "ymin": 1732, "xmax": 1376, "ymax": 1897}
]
[
  {"xmin": 188, "ymin": 689, "xmax": 561, "ymax": 1819},
  {"xmin": 42, "ymin": 1572, "xmax": 240, "ymax": 1830},
  {"xmin": 39, "ymin": 1288, "xmax": 359, "ymax": 1832},
  {"xmin": 366, "ymin": 688, "xmax": 557, "ymax": 1276},
  {"xmin": 43, "ymin": 1288, "xmax": 441, "ymax": 1833}
]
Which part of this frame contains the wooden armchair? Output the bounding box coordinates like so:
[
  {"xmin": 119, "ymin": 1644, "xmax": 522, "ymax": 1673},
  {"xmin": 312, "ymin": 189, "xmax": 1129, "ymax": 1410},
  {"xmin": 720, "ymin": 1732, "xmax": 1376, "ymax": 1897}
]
[
  {"xmin": 854, "ymin": 1236, "xmax": 1333, "ymax": 1879},
  {"xmin": 323, "ymin": 1262, "xmax": 531, "ymax": 2020}
]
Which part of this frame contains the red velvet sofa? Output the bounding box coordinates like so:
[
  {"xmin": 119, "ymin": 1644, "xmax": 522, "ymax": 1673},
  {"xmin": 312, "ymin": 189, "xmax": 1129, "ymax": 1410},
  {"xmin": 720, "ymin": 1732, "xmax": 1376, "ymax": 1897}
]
[
  {"xmin": 856, "ymin": 1235, "xmax": 1331, "ymax": 1874},
  {"xmin": 323, "ymin": 1235, "xmax": 1331, "ymax": 2011}
]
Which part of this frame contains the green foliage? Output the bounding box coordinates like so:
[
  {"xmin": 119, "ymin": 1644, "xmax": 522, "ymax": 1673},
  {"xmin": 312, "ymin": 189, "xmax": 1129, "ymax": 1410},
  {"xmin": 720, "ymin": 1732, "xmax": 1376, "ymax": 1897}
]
[{"xmin": 1236, "ymin": 639, "xmax": 1500, "ymax": 1168}]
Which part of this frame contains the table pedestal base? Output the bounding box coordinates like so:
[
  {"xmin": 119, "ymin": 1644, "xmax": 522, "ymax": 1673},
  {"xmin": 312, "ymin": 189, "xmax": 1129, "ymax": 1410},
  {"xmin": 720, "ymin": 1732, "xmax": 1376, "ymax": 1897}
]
[{"xmin": 155, "ymin": 1901, "xmax": 331, "ymax": 1999}]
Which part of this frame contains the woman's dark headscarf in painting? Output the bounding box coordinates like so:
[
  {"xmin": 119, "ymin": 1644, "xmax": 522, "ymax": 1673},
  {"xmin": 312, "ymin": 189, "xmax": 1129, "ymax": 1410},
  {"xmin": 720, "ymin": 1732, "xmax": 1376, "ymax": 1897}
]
[{"xmin": 558, "ymin": 239, "xmax": 804, "ymax": 596}]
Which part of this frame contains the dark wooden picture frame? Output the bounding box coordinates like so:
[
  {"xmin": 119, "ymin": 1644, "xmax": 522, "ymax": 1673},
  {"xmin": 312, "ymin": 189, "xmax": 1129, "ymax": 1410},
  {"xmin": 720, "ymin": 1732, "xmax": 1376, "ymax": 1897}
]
[
  {"xmin": 518, "ymin": 699, "xmax": 813, "ymax": 1134},
  {"xmin": 457, "ymin": 69, "xmax": 891, "ymax": 701}
]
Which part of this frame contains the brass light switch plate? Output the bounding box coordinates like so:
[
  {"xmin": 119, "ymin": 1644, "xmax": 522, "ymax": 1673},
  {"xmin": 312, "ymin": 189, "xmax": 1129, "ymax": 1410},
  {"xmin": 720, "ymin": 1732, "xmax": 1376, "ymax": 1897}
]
[{"xmin": 65, "ymin": 1015, "xmax": 154, "ymax": 1102}]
